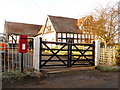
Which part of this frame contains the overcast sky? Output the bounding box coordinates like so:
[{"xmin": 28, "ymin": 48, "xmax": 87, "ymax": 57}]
[{"xmin": 0, "ymin": 0, "xmax": 119, "ymax": 33}]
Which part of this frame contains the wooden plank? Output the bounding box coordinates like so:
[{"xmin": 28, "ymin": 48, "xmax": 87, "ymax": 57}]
[
  {"xmin": 41, "ymin": 60, "xmax": 68, "ymax": 62},
  {"xmin": 42, "ymin": 41, "xmax": 68, "ymax": 45},
  {"xmin": 80, "ymin": 34, "xmax": 82, "ymax": 43},
  {"xmin": 92, "ymin": 41, "xmax": 95, "ymax": 66},
  {"xmin": 41, "ymin": 54, "xmax": 93, "ymax": 56},
  {"xmin": 77, "ymin": 34, "xmax": 78, "ymax": 43},
  {"xmin": 71, "ymin": 64, "xmax": 91, "ymax": 66},
  {"xmin": 16, "ymin": 35, "xmax": 17, "ymax": 44},
  {"xmin": 66, "ymin": 33, "xmax": 67, "ymax": 42},
  {"xmin": 90, "ymin": 34, "xmax": 91, "ymax": 43},
  {"xmin": 42, "ymin": 48, "xmax": 68, "ymax": 51},
  {"xmin": 39, "ymin": 38, "xmax": 42, "ymax": 68},
  {"xmin": 56, "ymin": 32, "xmax": 58, "ymax": 42},
  {"xmin": 41, "ymin": 64, "xmax": 67, "ymax": 66},
  {"xmin": 41, "ymin": 54, "xmax": 68, "ymax": 56},
  {"xmin": 72, "ymin": 49, "xmax": 93, "ymax": 51},
  {"xmin": 42, "ymin": 48, "xmax": 93, "ymax": 51},
  {"xmin": 41, "ymin": 59, "xmax": 93, "ymax": 62},
  {"xmin": 67, "ymin": 40, "xmax": 72, "ymax": 67},
  {"xmin": 71, "ymin": 55, "xmax": 93, "ymax": 56},
  {"xmin": 71, "ymin": 59, "xmax": 93, "ymax": 61},
  {"xmin": 73, "ymin": 33, "xmax": 74, "ymax": 43},
  {"xmin": 61, "ymin": 33, "xmax": 63, "ymax": 42},
  {"xmin": 84, "ymin": 34, "xmax": 86, "ymax": 43}
]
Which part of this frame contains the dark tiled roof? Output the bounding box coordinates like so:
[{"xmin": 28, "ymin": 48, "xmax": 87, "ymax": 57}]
[
  {"xmin": 4, "ymin": 21, "xmax": 42, "ymax": 36},
  {"xmin": 38, "ymin": 15, "xmax": 93, "ymax": 35},
  {"xmin": 48, "ymin": 15, "xmax": 81, "ymax": 33}
]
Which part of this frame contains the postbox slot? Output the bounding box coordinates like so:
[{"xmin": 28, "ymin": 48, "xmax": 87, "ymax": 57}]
[{"xmin": 22, "ymin": 44, "xmax": 26, "ymax": 50}]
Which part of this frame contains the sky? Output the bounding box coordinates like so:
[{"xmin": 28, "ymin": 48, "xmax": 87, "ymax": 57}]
[{"xmin": 0, "ymin": 0, "xmax": 119, "ymax": 33}]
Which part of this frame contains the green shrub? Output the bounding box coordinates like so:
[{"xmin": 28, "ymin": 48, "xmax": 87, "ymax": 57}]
[
  {"xmin": 95, "ymin": 66, "xmax": 120, "ymax": 72},
  {"xmin": 116, "ymin": 45, "xmax": 120, "ymax": 65},
  {"xmin": 2, "ymin": 71, "xmax": 26, "ymax": 80}
]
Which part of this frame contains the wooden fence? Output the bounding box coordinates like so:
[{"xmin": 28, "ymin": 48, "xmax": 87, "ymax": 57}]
[{"xmin": 99, "ymin": 47, "xmax": 116, "ymax": 66}]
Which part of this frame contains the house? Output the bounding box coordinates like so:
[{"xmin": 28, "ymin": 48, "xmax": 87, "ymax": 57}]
[
  {"xmin": 77, "ymin": 16, "xmax": 98, "ymax": 43},
  {"xmin": 4, "ymin": 21, "xmax": 42, "ymax": 44},
  {"xmin": 77, "ymin": 16, "xmax": 93, "ymax": 34},
  {"xmin": 38, "ymin": 15, "xmax": 96, "ymax": 43}
]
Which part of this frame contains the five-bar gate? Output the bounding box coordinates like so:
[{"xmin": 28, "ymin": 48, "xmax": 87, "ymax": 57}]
[{"xmin": 39, "ymin": 38, "xmax": 95, "ymax": 68}]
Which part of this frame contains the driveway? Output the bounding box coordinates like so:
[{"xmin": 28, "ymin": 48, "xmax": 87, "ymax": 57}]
[{"xmin": 2, "ymin": 70, "xmax": 119, "ymax": 88}]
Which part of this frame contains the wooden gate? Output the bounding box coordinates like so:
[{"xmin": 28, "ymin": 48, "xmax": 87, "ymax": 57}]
[{"xmin": 39, "ymin": 38, "xmax": 95, "ymax": 68}]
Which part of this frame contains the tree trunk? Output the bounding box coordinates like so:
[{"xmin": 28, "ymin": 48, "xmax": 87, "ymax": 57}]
[{"xmin": 103, "ymin": 40, "xmax": 108, "ymax": 48}]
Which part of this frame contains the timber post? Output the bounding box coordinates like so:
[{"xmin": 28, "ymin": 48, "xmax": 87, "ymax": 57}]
[{"xmin": 95, "ymin": 40, "xmax": 100, "ymax": 66}]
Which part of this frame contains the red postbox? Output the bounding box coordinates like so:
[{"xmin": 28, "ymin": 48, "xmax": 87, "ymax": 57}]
[{"xmin": 18, "ymin": 35, "xmax": 28, "ymax": 53}]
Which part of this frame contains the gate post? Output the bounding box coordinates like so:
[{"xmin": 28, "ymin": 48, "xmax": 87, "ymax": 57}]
[
  {"xmin": 33, "ymin": 36, "xmax": 41, "ymax": 71},
  {"xmin": 39, "ymin": 38, "xmax": 42, "ymax": 69},
  {"xmin": 67, "ymin": 40, "xmax": 72, "ymax": 67},
  {"xmin": 94, "ymin": 40, "xmax": 100, "ymax": 66}
]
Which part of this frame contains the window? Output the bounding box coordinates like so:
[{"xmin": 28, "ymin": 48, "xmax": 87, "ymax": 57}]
[
  {"xmin": 63, "ymin": 33, "xmax": 66, "ymax": 38},
  {"xmin": 74, "ymin": 34, "xmax": 77, "ymax": 38},
  {"xmin": 82, "ymin": 40, "xmax": 85, "ymax": 43},
  {"xmin": 74, "ymin": 40, "xmax": 77, "ymax": 43},
  {"xmin": 58, "ymin": 39, "xmax": 61, "ymax": 42},
  {"xmin": 58, "ymin": 33, "xmax": 61, "ymax": 38},
  {"xmin": 78, "ymin": 40, "xmax": 81, "ymax": 43},
  {"xmin": 70, "ymin": 34, "xmax": 73, "ymax": 38},
  {"xmin": 82, "ymin": 34, "xmax": 84, "ymax": 38},
  {"xmin": 63, "ymin": 39, "xmax": 66, "ymax": 42},
  {"xmin": 67, "ymin": 33, "xmax": 70, "ymax": 38},
  {"xmin": 91, "ymin": 35, "xmax": 93, "ymax": 39}
]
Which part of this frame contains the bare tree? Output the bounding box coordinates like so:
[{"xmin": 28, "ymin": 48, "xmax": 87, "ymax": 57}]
[{"xmin": 92, "ymin": 3, "xmax": 119, "ymax": 47}]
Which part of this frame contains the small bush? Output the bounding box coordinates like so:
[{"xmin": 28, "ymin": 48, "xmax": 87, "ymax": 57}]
[
  {"xmin": 95, "ymin": 66, "xmax": 120, "ymax": 72},
  {"xmin": 115, "ymin": 45, "xmax": 120, "ymax": 65},
  {"xmin": 2, "ymin": 71, "xmax": 26, "ymax": 80}
]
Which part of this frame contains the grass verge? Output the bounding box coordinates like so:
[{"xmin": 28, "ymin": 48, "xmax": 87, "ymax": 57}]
[
  {"xmin": 95, "ymin": 66, "xmax": 120, "ymax": 72},
  {"xmin": 2, "ymin": 71, "xmax": 26, "ymax": 80}
]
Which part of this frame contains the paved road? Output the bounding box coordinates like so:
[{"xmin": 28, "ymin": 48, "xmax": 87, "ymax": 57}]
[{"xmin": 3, "ymin": 70, "xmax": 119, "ymax": 88}]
